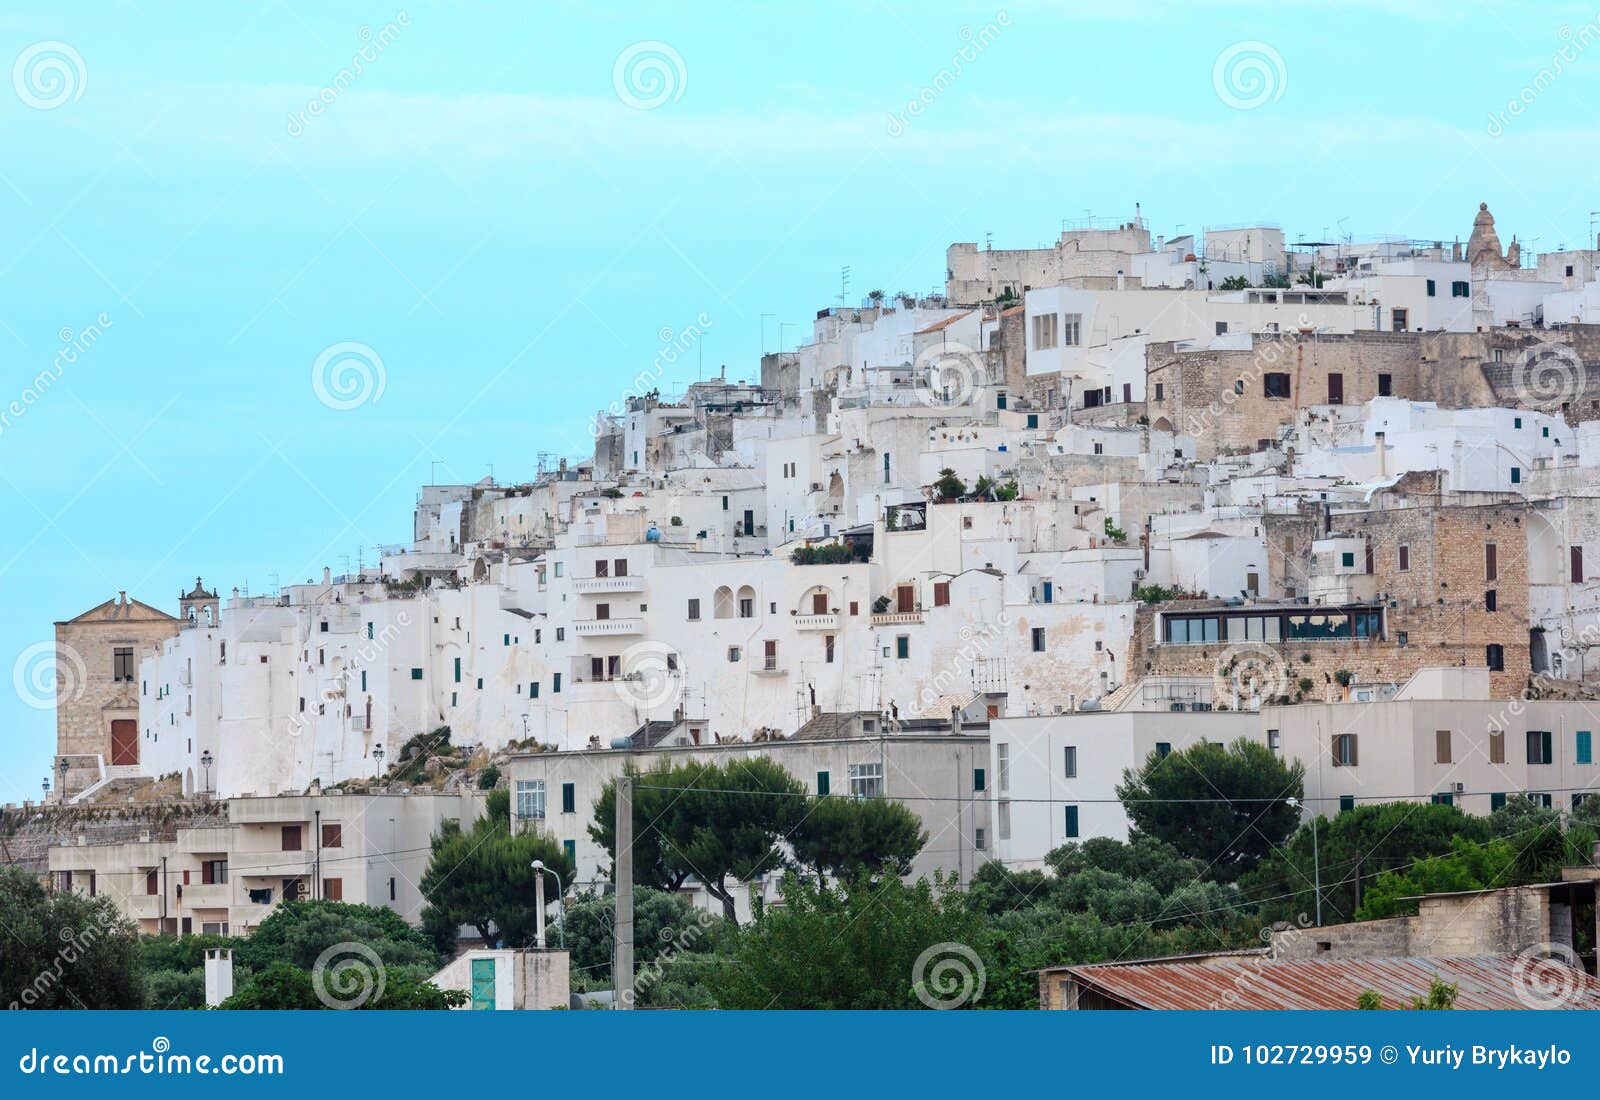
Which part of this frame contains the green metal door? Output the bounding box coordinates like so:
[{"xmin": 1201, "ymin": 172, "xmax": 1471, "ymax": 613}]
[{"xmin": 470, "ymin": 957, "xmax": 496, "ymax": 1010}]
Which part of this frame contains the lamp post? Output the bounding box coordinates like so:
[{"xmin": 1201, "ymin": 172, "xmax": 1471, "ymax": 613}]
[
  {"xmin": 58, "ymin": 757, "xmax": 69, "ymax": 799},
  {"xmin": 530, "ymin": 859, "xmax": 565, "ymax": 949},
  {"xmin": 371, "ymin": 743, "xmax": 385, "ymax": 780},
  {"xmin": 200, "ymin": 750, "xmax": 213, "ymax": 795},
  {"xmin": 41, "ymin": 777, "xmax": 50, "ymax": 802},
  {"xmin": 1287, "ymin": 796, "xmax": 1321, "ymax": 926}
]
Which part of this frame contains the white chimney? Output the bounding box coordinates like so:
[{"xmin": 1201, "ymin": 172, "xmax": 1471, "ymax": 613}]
[
  {"xmin": 204, "ymin": 948, "xmax": 234, "ymax": 1006},
  {"xmin": 1374, "ymin": 431, "xmax": 1387, "ymax": 478}
]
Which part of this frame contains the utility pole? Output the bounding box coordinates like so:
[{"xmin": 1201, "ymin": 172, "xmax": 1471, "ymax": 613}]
[{"xmin": 615, "ymin": 775, "xmax": 634, "ymax": 1009}]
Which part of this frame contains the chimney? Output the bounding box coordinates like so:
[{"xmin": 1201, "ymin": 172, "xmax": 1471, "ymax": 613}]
[
  {"xmin": 1374, "ymin": 431, "xmax": 1387, "ymax": 478},
  {"xmin": 204, "ymin": 948, "xmax": 234, "ymax": 1007}
]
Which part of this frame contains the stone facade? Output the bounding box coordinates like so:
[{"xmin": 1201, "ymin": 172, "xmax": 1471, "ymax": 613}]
[
  {"xmin": 53, "ymin": 592, "xmax": 179, "ymax": 794},
  {"xmin": 1270, "ymin": 884, "xmax": 1570, "ymax": 961}
]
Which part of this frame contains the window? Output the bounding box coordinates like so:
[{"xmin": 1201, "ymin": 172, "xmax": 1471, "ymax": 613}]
[
  {"xmin": 1332, "ymin": 734, "xmax": 1358, "ymax": 767},
  {"xmin": 1398, "ymin": 544, "xmax": 1409, "ymax": 571},
  {"xmin": 281, "ymin": 825, "xmax": 302, "ymax": 851},
  {"xmin": 1529, "ymin": 793, "xmax": 1554, "ymax": 810},
  {"xmin": 1154, "ymin": 382, "xmax": 1164, "ymax": 401},
  {"xmin": 367, "ymin": 622, "xmax": 373, "ymax": 640},
  {"xmin": 1485, "ymin": 543, "xmax": 1497, "ymax": 581},
  {"xmin": 1486, "ymin": 644, "xmax": 1504, "ymax": 672},
  {"xmin": 1391, "ymin": 308, "xmax": 1408, "ymax": 332},
  {"xmin": 1263, "ymin": 373, "xmax": 1291, "ymax": 398},
  {"xmin": 1426, "ymin": 278, "xmax": 1436, "ymax": 297},
  {"xmin": 848, "ymin": 763, "xmax": 884, "ymax": 798},
  {"xmin": 1514, "ymin": 417, "xmax": 1523, "ymax": 429},
  {"xmin": 113, "ymin": 647, "xmax": 134, "ymax": 683},
  {"xmin": 975, "ymin": 827, "xmax": 987, "ymax": 851},
  {"xmin": 453, "ymin": 657, "xmax": 461, "ymax": 683},
  {"xmin": 1577, "ymin": 731, "xmax": 1593, "ymax": 765},
  {"xmin": 411, "ymin": 668, "xmax": 423, "ymax": 680},
  {"xmin": 1063, "ymin": 745, "xmax": 1077, "ymax": 778},
  {"xmin": 1327, "ymin": 372, "xmax": 1344, "ymax": 404},
  {"xmin": 562, "ymin": 782, "xmax": 576, "ymax": 814},
  {"xmin": 596, "ymin": 602, "xmax": 610, "ymax": 621},
  {"xmin": 146, "ymin": 869, "xmax": 158, "ymax": 895},
  {"xmin": 1215, "ymin": 321, "xmax": 1228, "ymax": 336},
  {"xmin": 825, "ymin": 635, "xmax": 835, "ymax": 663},
  {"xmin": 1155, "ymin": 742, "xmax": 1172, "ymax": 759},
  {"xmin": 973, "ymin": 767, "xmax": 986, "ymax": 793},
  {"xmin": 321, "ymin": 823, "xmax": 342, "ymax": 848},
  {"xmin": 896, "ymin": 635, "xmax": 910, "ymax": 660},
  {"xmin": 1485, "ymin": 590, "xmax": 1497, "ymax": 612},
  {"xmin": 594, "ymin": 559, "xmax": 609, "ymax": 577},
  {"xmin": 323, "ymin": 878, "xmax": 343, "ymax": 902},
  {"xmin": 552, "ymin": 673, "xmax": 561, "ymax": 693},
  {"xmin": 1431, "ymin": 793, "xmax": 1453, "ymax": 807},
  {"xmin": 738, "ymin": 597, "xmax": 754, "ymax": 618},
  {"xmin": 1268, "ymin": 729, "xmax": 1281, "ymax": 752},
  {"xmin": 1489, "ymin": 730, "xmax": 1505, "ymax": 764},
  {"xmin": 1491, "ymin": 792, "xmax": 1507, "ymax": 812},
  {"xmin": 687, "ymin": 598, "xmax": 701, "ymax": 621},
  {"xmin": 1378, "ymin": 373, "xmax": 1392, "ymax": 397},
  {"xmin": 201, "ymin": 859, "xmax": 227, "ymax": 885},
  {"xmin": 997, "ymin": 744, "xmax": 1010, "ymax": 792},
  {"xmin": 530, "ymin": 682, "xmax": 539, "ymax": 698},
  {"xmin": 1062, "ymin": 313, "xmax": 1082, "ymax": 346},
  {"xmin": 1064, "ymin": 805, "xmax": 1080, "ymax": 838},
  {"xmin": 515, "ymin": 779, "xmax": 547, "ymax": 820},
  {"xmin": 816, "ymin": 770, "xmax": 830, "ymax": 797},
  {"xmin": 1031, "ymin": 627, "xmax": 1046, "ymax": 653},
  {"xmin": 1452, "ymin": 280, "xmax": 1469, "ymax": 297},
  {"xmin": 614, "ymin": 558, "xmax": 628, "ymax": 577},
  {"xmin": 1527, "ymin": 730, "xmax": 1553, "ymax": 765},
  {"xmin": 1339, "ymin": 794, "xmax": 1355, "ymax": 814},
  {"xmin": 998, "ymin": 801, "xmax": 1011, "ymax": 841},
  {"xmin": 1341, "ymin": 551, "xmax": 1355, "ymax": 568},
  {"xmin": 562, "ymin": 839, "xmax": 576, "ymax": 863},
  {"xmin": 1511, "ymin": 467, "xmax": 1521, "ymax": 485},
  {"xmin": 1032, "ymin": 312, "xmax": 1058, "ymax": 349},
  {"xmin": 933, "ymin": 582, "xmax": 950, "ymax": 607},
  {"xmin": 1574, "ymin": 546, "xmax": 1585, "ymax": 584},
  {"xmin": 1435, "ymin": 730, "xmax": 1451, "ymax": 765},
  {"xmin": 727, "ymin": 646, "xmax": 742, "ymax": 663}
]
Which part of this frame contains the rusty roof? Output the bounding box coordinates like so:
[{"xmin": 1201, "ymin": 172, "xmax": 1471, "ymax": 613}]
[
  {"xmin": 912, "ymin": 310, "xmax": 975, "ymax": 335},
  {"xmin": 1054, "ymin": 955, "xmax": 1600, "ymax": 1010}
]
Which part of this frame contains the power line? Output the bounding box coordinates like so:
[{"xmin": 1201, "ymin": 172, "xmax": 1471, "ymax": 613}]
[{"xmin": 629, "ymin": 783, "xmax": 1600, "ymax": 805}]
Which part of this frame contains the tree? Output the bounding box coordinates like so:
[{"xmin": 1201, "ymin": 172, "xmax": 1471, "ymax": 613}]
[
  {"xmin": 1243, "ymin": 802, "xmax": 1492, "ymax": 926},
  {"xmin": 1045, "ymin": 836, "xmax": 1204, "ymax": 895},
  {"xmin": 1488, "ymin": 795, "xmax": 1569, "ymax": 881},
  {"xmin": 1356, "ymin": 837, "xmax": 1520, "ymax": 920},
  {"xmin": 933, "ymin": 468, "xmax": 967, "ymax": 501},
  {"xmin": 234, "ymin": 899, "xmax": 442, "ymax": 973},
  {"xmin": 1219, "ymin": 275, "xmax": 1251, "ymax": 291},
  {"xmin": 564, "ymin": 887, "xmax": 724, "ymax": 1006},
  {"xmin": 0, "ymin": 866, "xmax": 143, "ymax": 1009},
  {"xmin": 1116, "ymin": 737, "xmax": 1304, "ymax": 879},
  {"xmin": 710, "ymin": 873, "xmax": 994, "ymax": 1009},
  {"xmin": 420, "ymin": 795, "xmax": 576, "ymax": 948},
  {"xmin": 788, "ymin": 796, "xmax": 926, "ymax": 882},
  {"xmin": 591, "ymin": 759, "xmax": 806, "ymax": 919},
  {"xmin": 218, "ymin": 960, "xmax": 466, "ymax": 1009}
]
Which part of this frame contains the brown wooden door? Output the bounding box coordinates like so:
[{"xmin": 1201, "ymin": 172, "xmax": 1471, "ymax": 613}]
[
  {"xmin": 812, "ymin": 592, "xmax": 828, "ymax": 614},
  {"xmin": 1327, "ymin": 373, "xmax": 1344, "ymax": 404},
  {"xmin": 110, "ymin": 719, "xmax": 138, "ymax": 765},
  {"xmin": 897, "ymin": 585, "xmax": 914, "ymax": 613}
]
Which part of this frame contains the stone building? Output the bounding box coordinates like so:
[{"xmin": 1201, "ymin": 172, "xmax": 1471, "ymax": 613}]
[{"xmin": 53, "ymin": 591, "xmax": 180, "ymax": 797}]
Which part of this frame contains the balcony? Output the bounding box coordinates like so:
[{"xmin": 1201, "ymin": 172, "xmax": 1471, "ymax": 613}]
[
  {"xmin": 182, "ymin": 882, "xmax": 231, "ymax": 908},
  {"xmin": 871, "ymin": 611, "xmax": 924, "ymax": 626},
  {"xmin": 752, "ymin": 659, "xmax": 786, "ymax": 676},
  {"xmin": 574, "ymin": 617, "xmax": 644, "ymax": 637},
  {"xmin": 794, "ymin": 613, "xmax": 840, "ymax": 631},
  {"xmin": 575, "ymin": 575, "xmax": 645, "ymax": 594}
]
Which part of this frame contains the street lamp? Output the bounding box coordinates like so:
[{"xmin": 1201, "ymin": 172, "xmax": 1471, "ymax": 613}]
[
  {"xmin": 1287, "ymin": 796, "xmax": 1321, "ymax": 926},
  {"xmin": 371, "ymin": 743, "xmax": 385, "ymax": 780},
  {"xmin": 200, "ymin": 750, "xmax": 214, "ymax": 795},
  {"xmin": 41, "ymin": 777, "xmax": 50, "ymax": 801},
  {"xmin": 530, "ymin": 859, "xmax": 565, "ymax": 949}
]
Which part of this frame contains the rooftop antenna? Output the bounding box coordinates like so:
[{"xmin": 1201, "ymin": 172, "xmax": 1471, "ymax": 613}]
[
  {"xmin": 268, "ymin": 573, "xmax": 279, "ymax": 597},
  {"xmin": 839, "ymin": 265, "xmax": 851, "ymax": 307},
  {"xmin": 429, "ymin": 459, "xmax": 443, "ymax": 486},
  {"xmin": 986, "ymin": 231, "xmax": 994, "ymax": 250},
  {"xmin": 760, "ymin": 313, "xmax": 774, "ymax": 355}
]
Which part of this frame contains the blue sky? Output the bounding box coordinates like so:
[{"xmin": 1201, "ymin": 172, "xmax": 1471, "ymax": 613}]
[{"xmin": 4, "ymin": 0, "xmax": 1600, "ymax": 792}]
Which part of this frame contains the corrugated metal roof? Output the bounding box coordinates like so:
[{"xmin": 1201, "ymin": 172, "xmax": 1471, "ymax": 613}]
[{"xmin": 1060, "ymin": 955, "xmax": 1600, "ymax": 1010}]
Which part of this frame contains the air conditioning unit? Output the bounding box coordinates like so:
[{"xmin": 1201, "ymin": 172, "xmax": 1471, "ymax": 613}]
[{"xmin": 1454, "ymin": 782, "xmax": 1465, "ymax": 793}]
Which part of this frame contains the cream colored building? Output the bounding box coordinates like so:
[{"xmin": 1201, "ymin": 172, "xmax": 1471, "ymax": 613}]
[{"xmin": 47, "ymin": 790, "xmax": 483, "ymax": 935}]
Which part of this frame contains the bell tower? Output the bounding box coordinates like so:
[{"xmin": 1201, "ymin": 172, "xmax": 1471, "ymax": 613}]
[{"xmin": 179, "ymin": 577, "xmax": 219, "ymax": 627}]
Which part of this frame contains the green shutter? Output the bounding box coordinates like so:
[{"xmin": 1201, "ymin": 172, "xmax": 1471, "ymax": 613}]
[
  {"xmin": 1064, "ymin": 805, "xmax": 1079, "ymax": 838},
  {"xmin": 1339, "ymin": 795, "xmax": 1355, "ymax": 814},
  {"xmin": 1578, "ymin": 731, "xmax": 1593, "ymax": 764},
  {"xmin": 453, "ymin": 657, "xmax": 461, "ymax": 683},
  {"xmin": 973, "ymin": 767, "xmax": 986, "ymax": 792},
  {"xmin": 562, "ymin": 839, "xmax": 576, "ymax": 862},
  {"xmin": 1491, "ymin": 792, "xmax": 1507, "ymax": 812},
  {"xmin": 562, "ymin": 782, "xmax": 575, "ymax": 814},
  {"xmin": 816, "ymin": 770, "xmax": 830, "ymax": 796}
]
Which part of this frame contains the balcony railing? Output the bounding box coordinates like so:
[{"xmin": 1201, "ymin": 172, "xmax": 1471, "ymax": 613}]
[
  {"xmin": 575, "ymin": 575, "xmax": 645, "ymax": 594},
  {"xmin": 574, "ymin": 617, "xmax": 644, "ymax": 636},
  {"xmin": 794, "ymin": 613, "xmax": 840, "ymax": 631},
  {"xmin": 871, "ymin": 611, "xmax": 924, "ymax": 625}
]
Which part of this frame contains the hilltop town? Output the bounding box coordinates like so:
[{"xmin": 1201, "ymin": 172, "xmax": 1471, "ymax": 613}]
[{"xmin": 19, "ymin": 202, "xmax": 1600, "ymax": 1009}]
